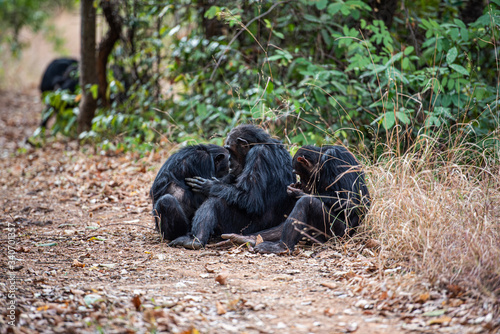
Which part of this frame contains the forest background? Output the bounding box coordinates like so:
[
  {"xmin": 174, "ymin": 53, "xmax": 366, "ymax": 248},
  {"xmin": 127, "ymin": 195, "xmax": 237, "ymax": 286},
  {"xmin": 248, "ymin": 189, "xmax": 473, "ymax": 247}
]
[{"xmin": 1, "ymin": 0, "xmax": 499, "ymax": 325}]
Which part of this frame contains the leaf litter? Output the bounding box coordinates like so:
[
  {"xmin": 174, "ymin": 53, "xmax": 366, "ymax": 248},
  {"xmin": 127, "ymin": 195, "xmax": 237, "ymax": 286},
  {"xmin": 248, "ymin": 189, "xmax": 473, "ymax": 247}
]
[{"xmin": 0, "ymin": 90, "xmax": 498, "ymax": 333}]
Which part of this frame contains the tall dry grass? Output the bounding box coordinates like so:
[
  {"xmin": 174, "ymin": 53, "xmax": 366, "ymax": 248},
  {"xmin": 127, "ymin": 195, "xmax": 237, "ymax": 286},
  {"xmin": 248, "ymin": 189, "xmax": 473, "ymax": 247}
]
[{"xmin": 362, "ymin": 136, "xmax": 500, "ymax": 300}]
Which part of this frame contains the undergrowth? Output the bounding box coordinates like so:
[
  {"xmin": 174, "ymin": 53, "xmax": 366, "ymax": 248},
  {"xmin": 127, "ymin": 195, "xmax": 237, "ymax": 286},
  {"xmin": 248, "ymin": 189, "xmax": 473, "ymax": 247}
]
[{"xmin": 361, "ymin": 135, "xmax": 500, "ymax": 302}]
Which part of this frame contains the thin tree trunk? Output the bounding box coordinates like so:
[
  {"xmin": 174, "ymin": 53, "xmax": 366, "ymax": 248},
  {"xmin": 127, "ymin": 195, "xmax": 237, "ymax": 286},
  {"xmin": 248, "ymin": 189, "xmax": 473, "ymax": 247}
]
[
  {"xmin": 97, "ymin": 0, "xmax": 122, "ymax": 106},
  {"xmin": 78, "ymin": 0, "xmax": 98, "ymax": 134}
]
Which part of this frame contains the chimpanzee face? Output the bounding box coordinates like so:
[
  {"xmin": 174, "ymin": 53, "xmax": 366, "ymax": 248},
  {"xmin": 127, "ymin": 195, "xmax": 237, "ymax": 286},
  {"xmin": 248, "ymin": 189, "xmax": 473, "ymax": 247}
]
[
  {"xmin": 292, "ymin": 149, "xmax": 320, "ymax": 193},
  {"xmin": 214, "ymin": 153, "xmax": 230, "ymax": 178},
  {"xmin": 224, "ymin": 137, "xmax": 251, "ymax": 177}
]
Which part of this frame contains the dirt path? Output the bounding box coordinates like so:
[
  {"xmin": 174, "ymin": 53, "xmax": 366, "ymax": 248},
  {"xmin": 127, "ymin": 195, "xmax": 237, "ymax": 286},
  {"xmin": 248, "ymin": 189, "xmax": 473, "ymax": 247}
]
[{"xmin": 0, "ymin": 90, "xmax": 494, "ymax": 333}]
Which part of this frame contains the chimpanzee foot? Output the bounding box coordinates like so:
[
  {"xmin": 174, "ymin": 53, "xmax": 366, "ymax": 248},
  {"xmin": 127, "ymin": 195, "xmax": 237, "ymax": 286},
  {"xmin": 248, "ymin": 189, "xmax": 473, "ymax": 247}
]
[
  {"xmin": 221, "ymin": 234, "xmax": 257, "ymax": 246},
  {"xmin": 254, "ymin": 241, "xmax": 290, "ymax": 255},
  {"xmin": 168, "ymin": 235, "xmax": 204, "ymax": 250}
]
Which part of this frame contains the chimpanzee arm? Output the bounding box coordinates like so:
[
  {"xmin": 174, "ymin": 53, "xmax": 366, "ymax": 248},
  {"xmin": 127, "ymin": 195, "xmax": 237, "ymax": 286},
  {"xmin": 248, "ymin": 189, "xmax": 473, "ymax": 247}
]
[
  {"xmin": 218, "ymin": 145, "xmax": 285, "ymax": 215},
  {"xmin": 190, "ymin": 146, "xmax": 275, "ymax": 215}
]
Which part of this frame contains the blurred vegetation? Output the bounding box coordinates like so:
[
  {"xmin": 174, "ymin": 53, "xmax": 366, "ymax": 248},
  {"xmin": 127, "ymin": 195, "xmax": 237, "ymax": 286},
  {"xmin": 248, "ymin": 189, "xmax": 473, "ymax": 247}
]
[
  {"xmin": 0, "ymin": 0, "xmax": 75, "ymax": 55},
  {"xmin": 2, "ymin": 0, "xmax": 499, "ymax": 158}
]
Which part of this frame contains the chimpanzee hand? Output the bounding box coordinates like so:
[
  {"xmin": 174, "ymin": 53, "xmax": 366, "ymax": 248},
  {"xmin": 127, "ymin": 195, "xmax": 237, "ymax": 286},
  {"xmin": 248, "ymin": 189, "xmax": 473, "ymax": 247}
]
[
  {"xmin": 185, "ymin": 176, "xmax": 216, "ymax": 195},
  {"xmin": 168, "ymin": 235, "xmax": 204, "ymax": 250},
  {"xmin": 287, "ymin": 184, "xmax": 306, "ymax": 198}
]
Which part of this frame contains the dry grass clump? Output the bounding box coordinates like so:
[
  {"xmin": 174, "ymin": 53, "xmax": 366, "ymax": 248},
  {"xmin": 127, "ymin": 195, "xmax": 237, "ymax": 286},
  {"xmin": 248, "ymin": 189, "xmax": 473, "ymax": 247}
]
[{"xmin": 362, "ymin": 138, "xmax": 500, "ymax": 299}]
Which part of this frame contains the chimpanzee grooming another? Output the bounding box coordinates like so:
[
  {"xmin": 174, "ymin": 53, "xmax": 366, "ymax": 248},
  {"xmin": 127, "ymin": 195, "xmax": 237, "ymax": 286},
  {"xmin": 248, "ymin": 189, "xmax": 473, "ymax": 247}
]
[
  {"xmin": 150, "ymin": 144, "xmax": 229, "ymax": 241},
  {"xmin": 39, "ymin": 58, "xmax": 79, "ymax": 128},
  {"xmin": 169, "ymin": 124, "xmax": 296, "ymax": 250},
  {"xmin": 223, "ymin": 145, "xmax": 370, "ymax": 254}
]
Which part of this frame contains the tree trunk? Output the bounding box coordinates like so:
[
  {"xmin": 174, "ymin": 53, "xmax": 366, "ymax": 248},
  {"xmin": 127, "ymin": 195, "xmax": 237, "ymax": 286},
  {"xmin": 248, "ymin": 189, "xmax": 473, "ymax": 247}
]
[
  {"xmin": 78, "ymin": 0, "xmax": 98, "ymax": 134},
  {"xmin": 97, "ymin": 0, "xmax": 122, "ymax": 106}
]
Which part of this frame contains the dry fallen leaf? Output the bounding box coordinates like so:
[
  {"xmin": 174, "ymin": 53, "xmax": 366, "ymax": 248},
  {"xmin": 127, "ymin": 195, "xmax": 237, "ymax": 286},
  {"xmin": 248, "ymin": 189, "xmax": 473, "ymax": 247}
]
[
  {"xmin": 216, "ymin": 301, "xmax": 226, "ymax": 315},
  {"xmin": 215, "ymin": 271, "xmax": 229, "ymax": 285},
  {"xmin": 205, "ymin": 264, "xmax": 216, "ymax": 273},
  {"xmin": 320, "ymin": 282, "xmax": 337, "ymax": 289},
  {"xmin": 416, "ymin": 292, "xmax": 430, "ymax": 303},
  {"xmin": 428, "ymin": 316, "xmax": 452, "ymax": 325},
  {"xmin": 365, "ymin": 239, "xmax": 381, "ymax": 249},
  {"xmin": 72, "ymin": 259, "xmax": 85, "ymax": 268},
  {"xmin": 324, "ymin": 308, "xmax": 336, "ymax": 316},
  {"xmin": 132, "ymin": 295, "xmax": 142, "ymax": 311}
]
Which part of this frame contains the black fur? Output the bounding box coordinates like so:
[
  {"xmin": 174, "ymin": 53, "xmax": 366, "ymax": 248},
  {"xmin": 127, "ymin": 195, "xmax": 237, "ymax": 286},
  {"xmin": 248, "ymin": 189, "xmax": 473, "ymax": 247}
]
[
  {"xmin": 171, "ymin": 124, "xmax": 296, "ymax": 249},
  {"xmin": 150, "ymin": 144, "xmax": 229, "ymax": 241},
  {"xmin": 255, "ymin": 145, "xmax": 371, "ymax": 254},
  {"xmin": 40, "ymin": 58, "xmax": 79, "ymax": 128},
  {"xmin": 40, "ymin": 58, "xmax": 79, "ymax": 93}
]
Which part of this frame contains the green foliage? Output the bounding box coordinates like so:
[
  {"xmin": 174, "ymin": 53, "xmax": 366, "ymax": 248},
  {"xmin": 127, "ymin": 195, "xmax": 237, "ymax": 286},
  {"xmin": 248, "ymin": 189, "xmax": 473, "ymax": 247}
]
[
  {"xmin": 0, "ymin": 0, "xmax": 75, "ymax": 55},
  {"xmin": 32, "ymin": 0, "xmax": 500, "ymax": 157},
  {"xmin": 148, "ymin": 0, "xmax": 497, "ymax": 153}
]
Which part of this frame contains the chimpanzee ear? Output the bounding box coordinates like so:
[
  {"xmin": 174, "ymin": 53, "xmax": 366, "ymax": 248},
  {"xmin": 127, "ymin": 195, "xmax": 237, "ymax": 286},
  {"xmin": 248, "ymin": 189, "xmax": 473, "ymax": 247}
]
[
  {"xmin": 297, "ymin": 156, "xmax": 312, "ymax": 168},
  {"xmin": 214, "ymin": 153, "xmax": 226, "ymax": 163},
  {"xmin": 236, "ymin": 137, "xmax": 250, "ymax": 148}
]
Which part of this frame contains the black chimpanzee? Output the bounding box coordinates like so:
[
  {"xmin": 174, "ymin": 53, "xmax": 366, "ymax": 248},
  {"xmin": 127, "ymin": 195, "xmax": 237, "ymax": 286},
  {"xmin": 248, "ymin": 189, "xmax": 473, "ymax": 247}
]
[
  {"xmin": 169, "ymin": 124, "xmax": 296, "ymax": 250},
  {"xmin": 150, "ymin": 144, "xmax": 229, "ymax": 241},
  {"xmin": 39, "ymin": 58, "xmax": 79, "ymax": 128},
  {"xmin": 40, "ymin": 58, "xmax": 79, "ymax": 93},
  {"xmin": 222, "ymin": 145, "xmax": 371, "ymax": 254}
]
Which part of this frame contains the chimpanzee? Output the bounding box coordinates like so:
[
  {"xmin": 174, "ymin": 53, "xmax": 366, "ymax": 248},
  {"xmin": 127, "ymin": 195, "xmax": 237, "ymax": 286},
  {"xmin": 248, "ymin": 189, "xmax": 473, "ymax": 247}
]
[
  {"xmin": 150, "ymin": 144, "xmax": 229, "ymax": 241},
  {"xmin": 40, "ymin": 58, "xmax": 79, "ymax": 93},
  {"xmin": 223, "ymin": 145, "xmax": 371, "ymax": 254},
  {"xmin": 39, "ymin": 58, "xmax": 79, "ymax": 127},
  {"xmin": 168, "ymin": 124, "xmax": 296, "ymax": 250}
]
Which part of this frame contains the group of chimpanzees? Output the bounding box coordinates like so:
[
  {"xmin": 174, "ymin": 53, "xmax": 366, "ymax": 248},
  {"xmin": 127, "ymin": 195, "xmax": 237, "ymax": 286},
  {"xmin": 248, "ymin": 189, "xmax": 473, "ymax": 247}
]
[{"xmin": 149, "ymin": 124, "xmax": 371, "ymax": 254}]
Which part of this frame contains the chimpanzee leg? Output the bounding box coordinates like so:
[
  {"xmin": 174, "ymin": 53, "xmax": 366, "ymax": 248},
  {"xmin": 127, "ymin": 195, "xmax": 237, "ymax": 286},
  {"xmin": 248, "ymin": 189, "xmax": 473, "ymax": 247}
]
[
  {"xmin": 221, "ymin": 224, "xmax": 284, "ymax": 246},
  {"xmin": 170, "ymin": 197, "xmax": 250, "ymax": 249},
  {"xmin": 255, "ymin": 196, "xmax": 330, "ymax": 254},
  {"xmin": 153, "ymin": 194, "xmax": 190, "ymax": 241}
]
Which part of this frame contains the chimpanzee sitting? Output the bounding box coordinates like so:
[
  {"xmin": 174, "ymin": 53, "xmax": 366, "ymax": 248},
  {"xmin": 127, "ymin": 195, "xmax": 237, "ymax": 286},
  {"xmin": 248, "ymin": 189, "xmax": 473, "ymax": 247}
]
[
  {"xmin": 169, "ymin": 124, "xmax": 296, "ymax": 250},
  {"xmin": 39, "ymin": 58, "xmax": 79, "ymax": 128},
  {"xmin": 40, "ymin": 58, "xmax": 79, "ymax": 93},
  {"xmin": 223, "ymin": 145, "xmax": 371, "ymax": 254},
  {"xmin": 150, "ymin": 144, "xmax": 229, "ymax": 241}
]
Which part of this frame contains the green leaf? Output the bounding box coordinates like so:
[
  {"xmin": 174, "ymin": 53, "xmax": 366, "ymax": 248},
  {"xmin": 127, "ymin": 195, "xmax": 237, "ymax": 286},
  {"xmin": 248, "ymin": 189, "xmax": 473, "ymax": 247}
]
[
  {"xmin": 90, "ymin": 84, "xmax": 99, "ymax": 99},
  {"xmin": 449, "ymin": 64, "xmax": 469, "ymax": 76},
  {"xmin": 423, "ymin": 309, "xmax": 446, "ymax": 317},
  {"xmin": 404, "ymin": 46, "xmax": 414, "ymax": 55},
  {"xmin": 461, "ymin": 28, "xmax": 469, "ymax": 42},
  {"xmin": 327, "ymin": 3, "xmax": 342, "ymax": 15},
  {"xmin": 316, "ymin": 0, "xmax": 328, "ymax": 10},
  {"xmin": 446, "ymin": 47, "xmax": 457, "ymax": 64},
  {"xmin": 37, "ymin": 242, "xmax": 57, "ymax": 247},
  {"xmin": 382, "ymin": 112, "xmax": 395, "ymax": 130},
  {"xmin": 396, "ymin": 111, "xmax": 410, "ymax": 124},
  {"xmin": 273, "ymin": 30, "xmax": 284, "ymax": 39},
  {"xmin": 453, "ymin": 18, "xmax": 467, "ymax": 29},
  {"xmin": 402, "ymin": 57, "xmax": 410, "ymax": 70},
  {"xmin": 266, "ymin": 81, "xmax": 274, "ymax": 94},
  {"xmin": 205, "ymin": 6, "xmax": 220, "ymax": 19}
]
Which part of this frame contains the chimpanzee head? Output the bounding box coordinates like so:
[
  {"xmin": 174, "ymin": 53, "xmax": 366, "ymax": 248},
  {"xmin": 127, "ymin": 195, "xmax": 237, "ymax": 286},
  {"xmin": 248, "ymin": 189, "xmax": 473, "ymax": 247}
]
[
  {"xmin": 292, "ymin": 146, "xmax": 322, "ymax": 193},
  {"xmin": 206, "ymin": 145, "xmax": 230, "ymax": 178},
  {"xmin": 213, "ymin": 152, "xmax": 229, "ymax": 178},
  {"xmin": 224, "ymin": 124, "xmax": 273, "ymax": 176}
]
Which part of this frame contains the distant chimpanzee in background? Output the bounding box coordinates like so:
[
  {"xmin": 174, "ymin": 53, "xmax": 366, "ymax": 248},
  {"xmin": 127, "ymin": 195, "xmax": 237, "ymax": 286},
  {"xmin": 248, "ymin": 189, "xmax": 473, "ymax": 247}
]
[
  {"xmin": 39, "ymin": 58, "xmax": 79, "ymax": 128},
  {"xmin": 169, "ymin": 124, "xmax": 296, "ymax": 249},
  {"xmin": 40, "ymin": 58, "xmax": 79, "ymax": 93},
  {"xmin": 223, "ymin": 145, "xmax": 371, "ymax": 254},
  {"xmin": 150, "ymin": 144, "xmax": 229, "ymax": 241}
]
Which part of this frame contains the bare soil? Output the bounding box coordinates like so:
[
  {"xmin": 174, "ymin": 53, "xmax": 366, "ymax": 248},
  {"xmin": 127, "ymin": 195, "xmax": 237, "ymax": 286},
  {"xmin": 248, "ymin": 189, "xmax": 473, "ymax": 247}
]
[{"xmin": 0, "ymin": 90, "xmax": 496, "ymax": 334}]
